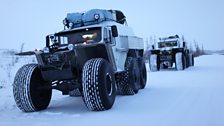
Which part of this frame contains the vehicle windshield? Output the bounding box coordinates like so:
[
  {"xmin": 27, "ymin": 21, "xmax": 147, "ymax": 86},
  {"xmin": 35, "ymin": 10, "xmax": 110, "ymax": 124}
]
[
  {"xmin": 158, "ymin": 41, "xmax": 177, "ymax": 48},
  {"xmin": 56, "ymin": 27, "xmax": 101, "ymax": 44}
]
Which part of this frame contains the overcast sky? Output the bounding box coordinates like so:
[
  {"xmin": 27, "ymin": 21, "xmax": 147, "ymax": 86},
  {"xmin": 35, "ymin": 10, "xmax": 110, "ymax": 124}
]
[{"xmin": 0, "ymin": 0, "xmax": 223, "ymax": 51}]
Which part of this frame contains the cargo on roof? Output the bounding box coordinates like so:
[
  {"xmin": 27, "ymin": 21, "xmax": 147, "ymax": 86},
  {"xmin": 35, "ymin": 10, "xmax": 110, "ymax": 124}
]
[{"xmin": 63, "ymin": 9, "xmax": 127, "ymax": 29}]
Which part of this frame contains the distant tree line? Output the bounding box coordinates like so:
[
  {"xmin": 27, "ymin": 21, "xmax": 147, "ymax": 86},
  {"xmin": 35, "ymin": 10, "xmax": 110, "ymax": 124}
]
[
  {"xmin": 181, "ymin": 36, "xmax": 206, "ymax": 57},
  {"xmin": 191, "ymin": 40, "xmax": 206, "ymax": 57}
]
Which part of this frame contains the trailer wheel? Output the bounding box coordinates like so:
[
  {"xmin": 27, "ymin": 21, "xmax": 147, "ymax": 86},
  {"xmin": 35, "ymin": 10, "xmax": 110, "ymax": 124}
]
[
  {"xmin": 175, "ymin": 52, "xmax": 186, "ymax": 70},
  {"xmin": 149, "ymin": 54, "xmax": 160, "ymax": 71},
  {"xmin": 82, "ymin": 58, "xmax": 116, "ymax": 111},
  {"xmin": 13, "ymin": 64, "xmax": 52, "ymax": 112}
]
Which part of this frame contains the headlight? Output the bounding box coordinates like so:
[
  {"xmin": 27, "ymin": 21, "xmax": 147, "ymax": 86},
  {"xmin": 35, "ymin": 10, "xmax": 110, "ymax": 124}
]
[
  {"xmin": 69, "ymin": 22, "xmax": 73, "ymax": 29},
  {"xmin": 68, "ymin": 44, "xmax": 74, "ymax": 51},
  {"xmin": 94, "ymin": 14, "xmax": 100, "ymax": 20},
  {"xmin": 63, "ymin": 18, "xmax": 68, "ymax": 26},
  {"xmin": 43, "ymin": 47, "xmax": 49, "ymax": 53}
]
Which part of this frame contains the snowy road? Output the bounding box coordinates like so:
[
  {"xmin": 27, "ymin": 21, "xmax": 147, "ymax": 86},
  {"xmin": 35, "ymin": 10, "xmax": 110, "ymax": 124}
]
[{"xmin": 0, "ymin": 55, "xmax": 224, "ymax": 126}]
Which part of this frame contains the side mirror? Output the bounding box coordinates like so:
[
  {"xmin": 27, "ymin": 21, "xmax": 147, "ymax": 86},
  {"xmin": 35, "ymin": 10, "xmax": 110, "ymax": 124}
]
[
  {"xmin": 111, "ymin": 25, "xmax": 118, "ymax": 37},
  {"xmin": 46, "ymin": 35, "xmax": 50, "ymax": 47}
]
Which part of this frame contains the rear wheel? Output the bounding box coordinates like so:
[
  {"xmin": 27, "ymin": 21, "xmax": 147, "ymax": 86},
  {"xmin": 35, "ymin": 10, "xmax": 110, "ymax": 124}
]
[
  {"xmin": 189, "ymin": 53, "xmax": 194, "ymax": 66},
  {"xmin": 119, "ymin": 57, "xmax": 141, "ymax": 95},
  {"xmin": 139, "ymin": 60, "xmax": 147, "ymax": 89},
  {"xmin": 82, "ymin": 58, "xmax": 116, "ymax": 111},
  {"xmin": 186, "ymin": 54, "xmax": 190, "ymax": 68},
  {"xmin": 13, "ymin": 64, "xmax": 52, "ymax": 112},
  {"xmin": 192, "ymin": 55, "xmax": 194, "ymax": 66}
]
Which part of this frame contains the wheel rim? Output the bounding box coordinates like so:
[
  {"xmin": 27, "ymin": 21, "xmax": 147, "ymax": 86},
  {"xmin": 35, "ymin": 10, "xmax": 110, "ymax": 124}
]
[{"xmin": 105, "ymin": 73, "xmax": 113, "ymax": 96}]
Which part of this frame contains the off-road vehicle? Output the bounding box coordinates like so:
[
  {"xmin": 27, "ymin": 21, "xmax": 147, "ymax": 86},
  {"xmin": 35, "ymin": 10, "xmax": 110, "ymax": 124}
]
[
  {"xmin": 149, "ymin": 35, "xmax": 194, "ymax": 71},
  {"xmin": 13, "ymin": 9, "xmax": 147, "ymax": 112}
]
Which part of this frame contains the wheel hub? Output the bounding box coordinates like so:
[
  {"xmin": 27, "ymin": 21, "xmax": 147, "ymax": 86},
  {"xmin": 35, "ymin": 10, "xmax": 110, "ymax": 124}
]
[{"xmin": 106, "ymin": 73, "xmax": 113, "ymax": 96}]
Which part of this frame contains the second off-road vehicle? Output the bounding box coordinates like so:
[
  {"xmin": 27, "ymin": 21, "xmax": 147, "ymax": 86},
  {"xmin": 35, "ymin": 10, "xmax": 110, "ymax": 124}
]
[
  {"xmin": 149, "ymin": 35, "xmax": 194, "ymax": 71},
  {"xmin": 13, "ymin": 9, "xmax": 147, "ymax": 112}
]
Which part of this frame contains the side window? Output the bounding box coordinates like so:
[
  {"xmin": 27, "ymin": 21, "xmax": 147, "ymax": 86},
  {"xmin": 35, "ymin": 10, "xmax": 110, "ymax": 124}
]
[
  {"xmin": 108, "ymin": 30, "xmax": 112, "ymax": 43},
  {"xmin": 109, "ymin": 30, "xmax": 116, "ymax": 45}
]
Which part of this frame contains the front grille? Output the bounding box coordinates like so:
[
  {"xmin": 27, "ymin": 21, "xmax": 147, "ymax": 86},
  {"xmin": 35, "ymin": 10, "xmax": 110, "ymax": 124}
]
[
  {"xmin": 42, "ymin": 53, "xmax": 64, "ymax": 66},
  {"xmin": 40, "ymin": 51, "xmax": 74, "ymax": 69},
  {"xmin": 160, "ymin": 50, "xmax": 171, "ymax": 55}
]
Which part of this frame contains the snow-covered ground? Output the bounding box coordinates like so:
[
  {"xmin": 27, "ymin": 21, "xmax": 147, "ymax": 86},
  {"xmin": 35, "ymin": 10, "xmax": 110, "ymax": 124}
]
[{"xmin": 0, "ymin": 52, "xmax": 224, "ymax": 126}]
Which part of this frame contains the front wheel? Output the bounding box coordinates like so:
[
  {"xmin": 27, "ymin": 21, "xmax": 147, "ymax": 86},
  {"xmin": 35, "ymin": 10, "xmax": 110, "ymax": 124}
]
[
  {"xmin": 82, "ymin": 58, "xmax": 116, "ymax": 111},
  {"xmin": 175, "ymin": 52, "xmax": 186, "ymax": 70},
  {"xmin": 13, "ymin": 64, "xmax": 52, "ymax": 112},
  {"xmin": 149, "ymin": 54, "xmax": 160, "ymax": 71}
]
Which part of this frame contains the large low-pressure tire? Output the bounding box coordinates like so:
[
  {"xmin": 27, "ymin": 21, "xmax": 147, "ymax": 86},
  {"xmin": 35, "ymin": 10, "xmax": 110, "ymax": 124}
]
[
  {"xmin": 149, "ymin": 54, "xmax": 160, "ymax": 72},
  {"xmin": 82, "ymin": 58, "xmax": 116, "ymax": 111},
  {"xmin": 175, "ymin": 52, "xmax": 186, "ymax": 70},
  {"xmin": 116, "ymin": 71, "xmax": 131, "ymax": 95},
  {"xmin": 13, "ymin": 64, "xmax": 52, "ymax": 112}
]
